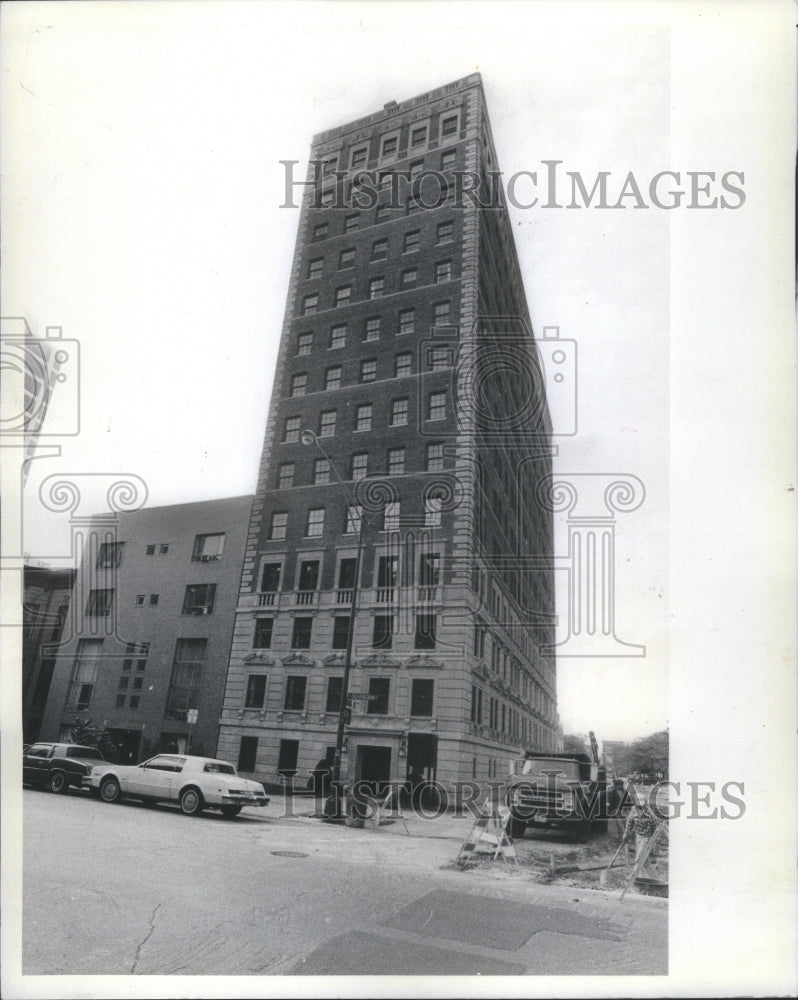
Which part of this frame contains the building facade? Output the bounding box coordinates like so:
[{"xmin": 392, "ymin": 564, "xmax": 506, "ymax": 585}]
[
  {"xmin": 217, "ymin": 74, "xmax": 558, "ymax": 791},
  {"xmin": 22, "ymin": 563, "xmax": 77, "ymax": 743},
  {"xmin": 37, "ymin": 496, "xmax": 252, "ymax": 762}
]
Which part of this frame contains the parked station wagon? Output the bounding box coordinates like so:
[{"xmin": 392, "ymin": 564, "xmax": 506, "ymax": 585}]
[{"xmin": 83, "ymin": 754, "xmax": 269, "ymax": 818}]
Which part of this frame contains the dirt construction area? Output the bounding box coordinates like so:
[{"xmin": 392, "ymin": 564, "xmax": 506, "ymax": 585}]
[{"xmin": 448, "ymin": 818, "xmax": 669, "ymax": 898}]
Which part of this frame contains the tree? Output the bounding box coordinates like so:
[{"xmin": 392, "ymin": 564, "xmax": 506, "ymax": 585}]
[
  {"xmin": 562, "ymin": 733, "xmax": 589, "ymax": 756},
  {"xmin": 612, "ymin": 730, "xmax": 669, "ymax": 779},
  {"xmin": 69, "ymin": 717, "xmax": 119, "ymax": 757}
]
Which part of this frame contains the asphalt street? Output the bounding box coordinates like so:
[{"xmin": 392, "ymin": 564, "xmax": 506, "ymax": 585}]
[{"xmin": 21, "ymin": 788, "xmax": 667, "ymax": 978}]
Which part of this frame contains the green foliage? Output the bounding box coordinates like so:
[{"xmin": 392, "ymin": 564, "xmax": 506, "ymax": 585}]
[
  {"xmin": 611, "ymin": 730, "xmax": 669, "ymax": 779},
  {"xmin": 70, "ymin": 717, "xmax": 119, "ymax": 756},
  {"xmin": 562, "ymin": 732, "xmax": 589, "ymax": 756}
]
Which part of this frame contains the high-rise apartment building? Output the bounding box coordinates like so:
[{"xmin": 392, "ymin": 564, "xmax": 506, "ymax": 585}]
[{"xmin": 217, "ymin": 74, "xmax": 557, "ymax": 791}]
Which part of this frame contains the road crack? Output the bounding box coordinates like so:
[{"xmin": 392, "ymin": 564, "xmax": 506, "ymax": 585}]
[{"xmin": 131, "ymin": 902, "xmax": 162, "ymax": 974}]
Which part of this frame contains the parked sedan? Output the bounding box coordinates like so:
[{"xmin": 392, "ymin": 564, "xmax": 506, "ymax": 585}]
[
  {"xmin": 23, "ymin": 742, "xmax": 107, "ymax": 793},
  {"xmin": 83, "ymin": 753, "xmax": 269, "ymax": 818}
]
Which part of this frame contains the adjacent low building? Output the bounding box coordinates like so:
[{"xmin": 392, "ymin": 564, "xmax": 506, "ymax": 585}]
[{"xmin": 36, "ymin": 496, "xmax": 252, "ymax": 762}]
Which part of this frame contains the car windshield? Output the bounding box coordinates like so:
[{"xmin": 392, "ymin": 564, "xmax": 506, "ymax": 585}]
[
  {"xmin": 521, "ymin": 758, "xmax": 582, "ymax": 779},
  {"xmin": 202, "ymin": 762, "xmax": 236, "ymax": 775},
  {"xmin": 65, "ymin": 746, "xmax": 104, "ymax": 760}
]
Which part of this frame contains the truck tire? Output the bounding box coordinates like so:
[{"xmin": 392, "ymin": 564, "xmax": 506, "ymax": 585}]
[{"xmin": 506, "ymin": 816, "xmax": 527, "ymax": 840}]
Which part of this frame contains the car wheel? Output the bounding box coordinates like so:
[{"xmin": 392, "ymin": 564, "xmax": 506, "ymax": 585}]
[
  {"xmin": 100, "ymin": 776, "xmax": 121, "ymax": 803},
  {"xmin": 48, "ymin": 770, "xmax": 67, "ymax": 794},
  {"xmin": 221, "ymin": 805, "xmax": 242, "ymax": 819},
  {"xmin": 179, "ymin": 787, "xmax": 204, "ymax": 816}
]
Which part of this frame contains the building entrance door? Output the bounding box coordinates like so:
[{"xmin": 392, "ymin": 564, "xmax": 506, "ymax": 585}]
[
  {"xmin": 355, "ymin": 745, "xmax": 392, "ymax": 797},
  {"xmin": 108, "ymin": 729, "xmax": 142, "ymax": 764}
]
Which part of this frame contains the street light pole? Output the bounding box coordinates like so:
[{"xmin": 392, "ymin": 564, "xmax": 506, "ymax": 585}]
[{"xmin": 301, "ymin": 429, "xmax": 364, "ymax": 819}]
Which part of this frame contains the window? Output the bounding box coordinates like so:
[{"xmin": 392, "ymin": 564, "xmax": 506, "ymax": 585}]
[
  {"xmin": 324, "ymin": 366, "xmax": 341, "ymax": 392},
  {"xmin": 299, "ymin": 562, "xmax": 319, "ymax": 595},
  {"xmin": 403, "ymin": 230, "xmax": 420, "ymax": 253},
  {"xmin": 307, "ymin": 257, "xmax": 323, "ymax": 279},
  {"xmin": 322, "ymin": 154, "xmax": 339, "ymax": 176},
  {"xmin": 410, "ymin": 124, "xmax": 428, "ymax": 148},
  {"xmin": 364, "ymin": 317, "xmax": 381, "ymax": 341},
  {"xmin": 436, "ymin": 220, "xmax": 454, "ymax": 243},
  {"xmin": 377, "ymin": 555, "xmax": 398, "ymax": 591},
  {"xmin": 350, "ymin": 146, "xmax": 368, "ymax": 169},
  {"xmin": 182, "ymin": 583, "xmax": 217, "ymax": 616},
  {"xmin": 96, "ymin": 542, "xmax": 124, "ymax": 568},
  {"xmin": 372, "ymin": 239, "xmax": 388, "ymax": 261},
  {"xmin": 440, "ymin": 149, "xmax": 456, "ymax": 171},
  {"xmin": 440, "ymin": 114, "xmax": 458, "ymax": 138},
  {"xmin": 367, "ymin": 677, "xmax": 390, "ymax": 715},
  {"xmin": 277, "ymin": 738, "xmax": 300, "ymax": 775},
  {"xmin": 290, "ymin": 372, "xmax": 307, "ymax": 397},
  {"xmin": 398, "ymin": 308, "xmax": 414, "ymax": 335},
  {"xmin": 343, "ymin": 213, "xmax": 360, "ymax": 232},
  {"xmin": 146, "ymin": 544, "xmax": 156, "ymax": 555},
  {"xmin": 291, "ymin": 619, "xmax": 313, "ymax": 650},
  {"xmin": 388, "ymin": 447, "xmax": 405, "ymax": 474},
  {"xmin": 245, "ymin": 675, "xmax": 267, "ymax": 709},
  {"xmin": 409, "ymin": 160, "xmax": 424, "ymax": 181},
  {"xmin": 383, "ymin": 501, "xmax": 400, "ymax": 531},
  {"xmin": 313, "ymin": 222, "xmax": 328, "ymax": 242},
  {"xmin": 297, "ymin": 333, "xmax": 312, "ymax": 356},
  {"xmin": 319, "ymin": 409, "xmax": 336, "ymax": 437},
  {"xmin": 369, "ymin": 277, "xmax": 384, "ymax": 299},
  {"xmin": 305, "ymin": 508, "xmax": 325, "ymax": 537},
  {"xmin": 471, "ymin": 685, "xmax": 483, "ymax": 724},
  {"xmin": 390, "ymin": 398, "xmax": 409, "ymax": 426},
  {"xmin": 380, "ymin": 135, "xmax": 398, "ymax": 160},
  {"xmin": 345, "ymin": 505, "xmax": 363, "ymax": 535},
  {"xmin": 86, "ymin": 589, "xmax": 114, "ymax": 617},
  {"xmin": 277, "ymin": 463, "xmax": 294, "ymax": 490},
  {"xmin": 425, "ymin": 442, "xmax": 444, "ymax": 471},
  {"xmin": 395, "ymin": 353, "xmax": 411, "ymax": 378},
  {"xmin": 428, "ymin": 391, "xmax": 446, "ymax": 421},
  {"xmin": 313, "ymin": 458, "xmax": 331, "ymax": 484},
  {"xmin": 160, "ymin": 544, "xmax": 169, "ymax": 555},
  {"xmin": 360, "ymin": 359, "xmax": 377, "ymax": 383},
  {"xmin": 375, "ymin": 204, "xmax": 391, "ymax": 221},
  {"xmin": 332, "ymin": 616, "xmax": 351, "ymax": 650},
  {"xmin": 355, "ymin": 404, "xmax": 372, "ymax": 432},
  {"xmin": 269, "ymin": 512, "xmax": 287, "ymax": 540},
  {"xmin": 135, "ymin": 594, "xmax": 145, "ymax": 606},
  {"xmin": 302, "ymin": 294, "xmax": 318, "ymax": 316},
  {"xmin": 149, "ymin": 594, "xmax": 159, "ymax": 606},
  {"xmin": 419, "ymin": 552, "xmax": 441, "ymax": 587},
  {"xmin": 165, "ymin": 638, "xmax": 207, "ymax": 721},
  {"xmin": 411, "ymin": 679, "xmax": 434, "ymax": 717},
  {"xmin": 283, "ymin": 416, "xmax": 300, "ymax": 442},
  {"xmin": 428, "ymin": 347, "xmax": 450, "ymax": 370},
  {"xmin": 400, "ymin": 268, "xmax": 417, "ymax": 288},
  {"xmin": 435, "ymin": 260, "xmax": 452, "ymax": 283},
  {"xmin": 66, "ymin": 639, "xmax": 103, "ymax": 710},
  {"xmin": 415, "ymin": 614, "xmax": 437, "ymax": 649},
  {"xmin": 334, "ymin": 285, "xmax": 352, "ymax": 307},
  {"xmin": 115, "ymin": 694, "xmax": 126, "ymax": 708},
  {"xmin": 192, "ymin": 532, "xmax": 225, "ymax": 561},
  {"xmin": 253, "ymin": 618, "xmax": 273, "ymax": 649},
  {"xmin": 339, "ymin": 248, "xmax": 355, "ymax": 269},
  {"xmin": 284, "ymin": 675, "xmax": 307, "ymax": 709},
  {"xmin": 326, "ymin": 676, "xmax": 344, "ymax": 713},
  {"xmin": 372, "ymin": 615, "xmax": 395, "ymax": 649},
  {"xmin": 424, "ymin": 497, "xmax": 442, "ymax": 527},
  {"xmin": 329, "ymin": 324, "xmax": 347, "ymax": 349},
  {"xmin": 433, "ymin": 301, "xmax": 451, "ymax": 325}
]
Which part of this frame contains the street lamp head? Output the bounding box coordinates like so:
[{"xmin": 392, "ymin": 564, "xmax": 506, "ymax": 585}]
[{"xmin": 300, "ymin": 429, "xmax": 317, "ymax": 447}]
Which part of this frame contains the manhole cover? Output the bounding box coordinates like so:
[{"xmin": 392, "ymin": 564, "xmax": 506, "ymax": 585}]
[{"xmin": 271, "ymin": 850, "xmax": 308, "ymax": 858}]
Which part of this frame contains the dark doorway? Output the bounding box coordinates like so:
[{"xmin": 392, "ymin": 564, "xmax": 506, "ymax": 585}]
[
  {"xmin": 356, "ymin": 744, "xmax": 392, "ymax": 796},
  {"xmin": 406, "ymin": 733, "xmax": 439, "ymax": 809},
  {"xmin": 108, "ymin": 729, "xmax": 142, "ymax": 764}
]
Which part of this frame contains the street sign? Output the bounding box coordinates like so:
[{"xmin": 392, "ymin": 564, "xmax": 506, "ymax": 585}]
[
  {"xmin": 347, "ymin": 693, "xmax": 378, "ymax": 701},
  {"xmin": 186, "ymin": 709, "xmax": 198, "ymax": 724}
]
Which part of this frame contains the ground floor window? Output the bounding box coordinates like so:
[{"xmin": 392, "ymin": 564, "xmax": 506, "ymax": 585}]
[
  {"xmin": 277, "ymin": 738, "xmax": 299, "ymax": 776},
  {"xmin": 238, "ymin": 735, "xmax": 258, "ymax": 772}
]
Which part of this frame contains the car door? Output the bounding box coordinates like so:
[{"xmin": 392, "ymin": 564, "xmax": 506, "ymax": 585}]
[
  {"xmin": 127, "ymin": 755, "xmax": 184, "ymax": 801},
  {"xmin": 23, "ymin": 745, "xmax": 52, "ymax": 785}
]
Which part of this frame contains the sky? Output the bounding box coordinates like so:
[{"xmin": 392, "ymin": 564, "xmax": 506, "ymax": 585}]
[
  {"xmin": 2, "ymin": 2, "xmax": 796, "ymax": 995},
  {"xmin": 0, "ymin": 2, "xmax": 788, "ymax": 747}
]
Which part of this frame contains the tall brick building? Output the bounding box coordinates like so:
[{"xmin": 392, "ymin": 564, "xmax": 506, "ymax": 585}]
[{"xmin": 217, "ymin": 74, "xmax": 558, "ymax": 791}]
